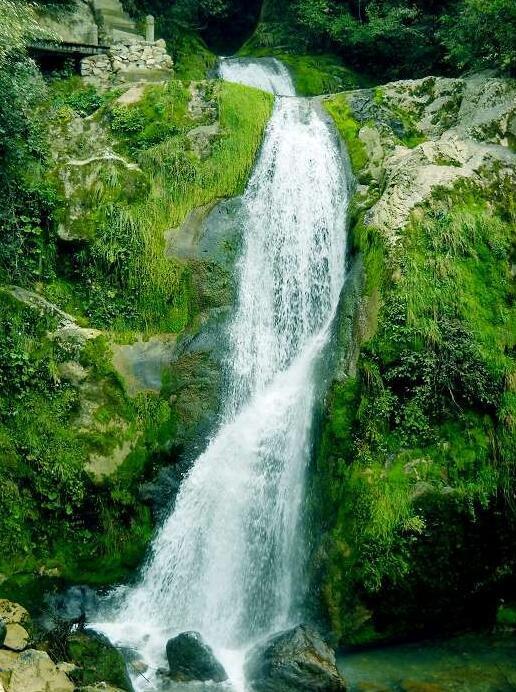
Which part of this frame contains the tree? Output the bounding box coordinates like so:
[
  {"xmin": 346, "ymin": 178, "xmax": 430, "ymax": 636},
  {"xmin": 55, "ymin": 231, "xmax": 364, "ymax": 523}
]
[{"xmin": 440, "ymin": 0, "xmax": 516, "ymax": 74}]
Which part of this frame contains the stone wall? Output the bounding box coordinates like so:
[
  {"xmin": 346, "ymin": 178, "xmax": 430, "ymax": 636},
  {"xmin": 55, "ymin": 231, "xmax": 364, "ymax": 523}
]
[{"xmin": 81, "ymin": 39, "xmax": 173, "ymax": 88}]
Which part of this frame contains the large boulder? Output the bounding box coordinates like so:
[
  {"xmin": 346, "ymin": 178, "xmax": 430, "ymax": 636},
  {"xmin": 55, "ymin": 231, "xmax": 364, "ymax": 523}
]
[
  {"xmin": 245, "ymin": 625, "xmax": 346, "ymax": 691},
  {"xmin": 165, "ymin": 631, "xmax": 227, "ymax": 683},
  {"xmin": 66, "ymin": 630, "xmax": 133, "ymax": 691},
  {"xmin": 3, "ymin": 624, "xmax": 29, "ymax": 652},
  {"xmin": 0, "ymin": 648, "xmax": 74, "ymax": 692}
]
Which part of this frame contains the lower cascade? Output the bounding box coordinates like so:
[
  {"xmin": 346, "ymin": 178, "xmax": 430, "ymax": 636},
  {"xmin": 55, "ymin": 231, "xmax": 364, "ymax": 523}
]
[{"xmin": 97, "ymin": 57, "xmax": 351, "ymax": 690}]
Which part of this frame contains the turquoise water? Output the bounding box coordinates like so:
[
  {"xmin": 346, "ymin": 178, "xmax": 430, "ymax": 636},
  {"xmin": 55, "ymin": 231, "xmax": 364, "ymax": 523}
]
[{"xmin": 338, "ymin": 632, "xmax": 516, "ymax": 691}]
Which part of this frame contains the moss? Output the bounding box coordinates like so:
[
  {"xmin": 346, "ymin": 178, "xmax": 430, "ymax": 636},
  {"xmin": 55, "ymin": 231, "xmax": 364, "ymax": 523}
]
[
  {"xmin": 374, "ymin": 86, "xmax": 426, "ymax": 148},
  {"xmin": 67, "ymin": 630, "xmax": 132, "ymax": 690},
  {"xmin": 0, "ymin": 294, "xmax": 172, "ymax": 587},
  {"xmin": 497, "ymin": 603, "xmax": 516, "ymax": 627},
  {"xmin": 323, "ymin": 94, "xmax": 368, "ymax": 173}
]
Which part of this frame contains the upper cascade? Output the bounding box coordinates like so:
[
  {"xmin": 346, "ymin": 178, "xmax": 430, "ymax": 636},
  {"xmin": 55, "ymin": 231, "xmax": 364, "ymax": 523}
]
[{"xmin": 219, "ymin": 57, "xmax": 296, "ymax": 96}]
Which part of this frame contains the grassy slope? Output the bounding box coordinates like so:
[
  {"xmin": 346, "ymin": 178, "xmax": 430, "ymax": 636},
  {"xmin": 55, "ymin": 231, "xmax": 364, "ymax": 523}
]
[
  {"xmin": 0, "ymin": 74, "xmax": 272, "ymax": 596},
  {"xmin": 318, "ymin": 94, "xmax": 516, "ymax": 644},
  {"xmin": 44, "ymin": 77, "xmax": 273, "ymax": 334}
]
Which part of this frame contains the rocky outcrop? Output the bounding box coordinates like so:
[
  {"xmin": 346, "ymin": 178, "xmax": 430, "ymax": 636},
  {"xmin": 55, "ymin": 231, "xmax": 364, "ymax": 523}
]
[
  {"xmin": 0, "ymin": 599, "xmax": 134, "ymax": 691},
  {"xmin": 2, "ymin": 625, "xmax": 29, "ymax": 653},
  {"xmin": 0, "ymin": 600, "xmax": 72, "ymax": 692},
  {"xmin": 0, "ymin": 601, "xmax": 30, "ymax": 654},
  {"xmin": 165, "ymin": 631, "xmax": 227, "ymax": 683},
  {"xmin": 111, "ymin": 335, "xmax": 177, "ymax": 396},
  {"xmin": 81, "ymin": 40, "xmax": 173, "ymax": 89},
  {"xmin": 329, "ymin": 72, "xmax": 516, "ymax": 244},
  {"xmin": 245, "ymin": 625, "xmax": 346, "ymax": 691}
]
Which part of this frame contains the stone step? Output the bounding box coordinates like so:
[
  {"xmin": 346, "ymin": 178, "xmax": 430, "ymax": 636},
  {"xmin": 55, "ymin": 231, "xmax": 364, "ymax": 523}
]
[
  {"xmin": 92, "ymin": 0, "xmax": 125, "ymax": 11},
  {"xmin": 111, "ymin": 28, "xmax": 145, "ymax": 43},
  {"xmin": 102, "ymin": 14, "xmax": 137, "ymax": 30}
]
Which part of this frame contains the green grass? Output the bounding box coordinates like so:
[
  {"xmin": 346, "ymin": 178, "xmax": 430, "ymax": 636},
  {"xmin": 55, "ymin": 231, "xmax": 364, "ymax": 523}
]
[
  {"xmin": 96, "ymin": 79, "xmax": 273, "ymax": 331},
  {"xmin": 0, "ymin": 74, "xmax": 274, "ymax": 597}
]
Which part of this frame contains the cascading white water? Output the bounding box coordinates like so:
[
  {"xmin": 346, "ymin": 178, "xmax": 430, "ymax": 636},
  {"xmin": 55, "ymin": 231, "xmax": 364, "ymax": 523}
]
[
  {"xmin": 218, "ymin": 57, "xmax": 295, "ymax": 95},
  {"xmin": 97, "ymin": 57, "xmax": 350, "ymax": 690}
]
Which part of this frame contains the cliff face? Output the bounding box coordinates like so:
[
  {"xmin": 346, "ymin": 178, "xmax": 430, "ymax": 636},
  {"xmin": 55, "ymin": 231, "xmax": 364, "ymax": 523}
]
[{"xmin": 314, "ymin": 72, "xmax": 516, "ymax": 645}]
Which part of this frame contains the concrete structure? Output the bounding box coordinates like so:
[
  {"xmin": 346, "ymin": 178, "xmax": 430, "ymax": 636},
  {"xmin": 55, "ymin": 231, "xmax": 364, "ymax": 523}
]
[{"xmin": 146, "ymin": 15, "xmax": 155, "ymax": 43}]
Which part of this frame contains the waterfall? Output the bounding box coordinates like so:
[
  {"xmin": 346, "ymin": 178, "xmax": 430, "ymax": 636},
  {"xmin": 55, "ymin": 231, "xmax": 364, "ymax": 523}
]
[{"xmin": 96, "ymin": 57, "xmax": 350, "ymax": 690}]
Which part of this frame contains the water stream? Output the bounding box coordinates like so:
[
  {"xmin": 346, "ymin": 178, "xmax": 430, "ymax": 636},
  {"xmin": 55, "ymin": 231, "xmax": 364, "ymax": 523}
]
[{"xmin": 97, "ymin": 57, "xmax": 350, "ymax": 690}]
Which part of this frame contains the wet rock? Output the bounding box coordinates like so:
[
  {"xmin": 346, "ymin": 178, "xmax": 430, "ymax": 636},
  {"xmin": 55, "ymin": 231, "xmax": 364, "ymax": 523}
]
[
  {"xmin": 111, "ymin": 335, "xmax": 177, "ymax": 396},
  {"xmin": 47, "ymin": 585, "xmax": 100, "ymax": 625},
  {"xmin": 165, "ymin": 631, "xmax": 228, "ymax": 683},
  {"xmin": 245, "ymin": 625, "xmax": 346, "ymax": 691}
]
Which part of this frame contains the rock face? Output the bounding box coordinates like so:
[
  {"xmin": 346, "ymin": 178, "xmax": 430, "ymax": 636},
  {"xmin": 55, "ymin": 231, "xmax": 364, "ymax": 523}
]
[
  {"xmin": 165, "ymin": 631, "xmax": 228, "ymax": 683},
  {"xmin": 35, "ymin": 0, "xmax": 98, "ymax": 45},
  {"xmin": 245, "ymin": 625, "xmax": 346, "ymax": 691},
  {"xmin": 0, "ymin": 601, "xmax": 30, "ymax": 629},
  {"xmin": 330, "ymin": 73, "xmax": 516, "ymax": 245}
]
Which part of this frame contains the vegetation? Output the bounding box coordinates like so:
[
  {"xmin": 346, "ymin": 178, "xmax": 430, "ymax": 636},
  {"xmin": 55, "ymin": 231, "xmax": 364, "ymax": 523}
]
[
  {"xmin": 121, "ymin": 0, "xmax": 262, "ymax": 53},
  {"xmin": 1, "ymin": 0, "xmax": 515, "ymax": 659},
  {"xmin": 313, "ymin": 104, "xmax": 516, "ymax": 641},
  {"xmin": 0, "ymin": 1, "xmax": 272, "ymax": 597},
  {"xmin": 323, "ymin": 94, "xmax": 367, "ymax": 171},
  {"xmin": 43, "ymin": 78, "xmax": 272, "ymax": 333},
  {"xmin": 252, "ymin": 0, "xmax": 516, "ymax": 79}
]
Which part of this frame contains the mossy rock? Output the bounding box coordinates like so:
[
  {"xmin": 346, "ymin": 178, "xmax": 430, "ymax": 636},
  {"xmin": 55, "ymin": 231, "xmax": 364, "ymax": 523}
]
[{"xmin": 67, "ymin": 630, "xmax": 133, "ymax": 691}]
